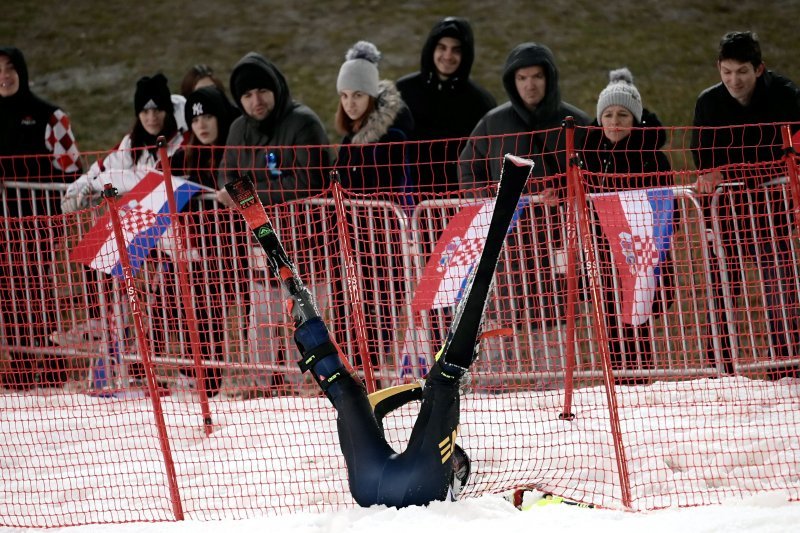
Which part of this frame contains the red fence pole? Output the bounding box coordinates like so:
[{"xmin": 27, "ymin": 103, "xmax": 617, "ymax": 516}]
[
  {"xmin": 562, "ymin": 118, "xmax": 632, "ymax": 508},
  {"xmin": 561, "ymin": 119, "xmax": 579, "ymax": 420},
  {"xmin": 157, "ymin": 138, "xmax": 213, "ymax": 436},
  {"xmin": 330, "ymin": 176, "xmax": 378, "ymax": 393},
  {"xmin": 102, "ymin": 182, "xmax": 184, "ymax": 521}
]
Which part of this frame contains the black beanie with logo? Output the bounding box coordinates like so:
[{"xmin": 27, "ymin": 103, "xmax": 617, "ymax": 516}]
[{"xmin": 134, "ymin": 73, "xmax": 173, "ymax": 115}]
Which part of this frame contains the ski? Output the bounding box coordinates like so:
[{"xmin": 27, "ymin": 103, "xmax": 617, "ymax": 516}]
[
  {"xmin": 224, "ymin": 175, "xmax": 320, "ymax": 328},
  {"xmin": 502, "ymin": 485, "xmax": 596, "ymax": 510},
  {"xmin": 437, "ymin": 153, "xmax": 535, "ymax": 370}
]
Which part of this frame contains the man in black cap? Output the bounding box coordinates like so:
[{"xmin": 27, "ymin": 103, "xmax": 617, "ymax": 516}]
[
  {"xmin": 216, "ymin": 52, "xmax": 331, "ymax": 207},
  {"xmin": 397, "ymin": 17, "xmax": 496, "ymax": 193}
]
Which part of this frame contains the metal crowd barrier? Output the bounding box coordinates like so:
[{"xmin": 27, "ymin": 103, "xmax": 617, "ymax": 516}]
[{"xmin": 1, "ymin": 180, "xmax": 799, "ymax": 393}]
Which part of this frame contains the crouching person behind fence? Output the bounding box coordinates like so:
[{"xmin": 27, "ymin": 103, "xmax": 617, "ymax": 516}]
[{"xmin": 580, "ymin": 68, "xmax": 676, "ymax": 385}]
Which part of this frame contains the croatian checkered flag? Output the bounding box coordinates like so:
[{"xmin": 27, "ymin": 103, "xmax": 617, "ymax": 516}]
[
  {"xmin": 70, "ymin": 170, "xmax": 203, "ymax": 278},
  {"xmin": 412, "ymin": 197, "xmax": 529, "ymax": 313},
  {"xmin": 591, "ymin": 188, "xmax": 674, "ymax": 326}
]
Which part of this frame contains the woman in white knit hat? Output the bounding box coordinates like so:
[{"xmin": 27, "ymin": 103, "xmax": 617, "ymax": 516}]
[
  {"xmin": 334, "ymin": 41, "xmax": 414, "ymax": 195},
  {"xmin": 581, "ymin": 68, "xmax": 675, "ymax": 386}
]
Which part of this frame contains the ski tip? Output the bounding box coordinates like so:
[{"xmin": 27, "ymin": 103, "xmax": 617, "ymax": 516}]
[
  {"xmin": 503, "ymin": 153, "xmax": 535, "ymax": 169},
  {"xmin": 502, "ymin": 486, "xmax": 596, "ymax": 510}
]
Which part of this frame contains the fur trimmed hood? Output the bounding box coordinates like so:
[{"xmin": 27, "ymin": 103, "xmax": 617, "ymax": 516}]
[{"xmin": 351, "ymin": 80, "xmax": 412, "ymax": 144}]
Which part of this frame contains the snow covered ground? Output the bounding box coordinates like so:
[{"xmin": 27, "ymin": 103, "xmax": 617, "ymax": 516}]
[{"xmin": 1, "ymin": 376, "xmax": 799, "ymax": 532}]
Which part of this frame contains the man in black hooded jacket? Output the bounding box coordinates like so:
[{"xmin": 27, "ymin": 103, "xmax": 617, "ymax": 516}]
[
  {"xmin": 0, "ymin": 46, "xmax": 81, "ymax": 389},
  {"xmin": 397, "ymin": 17, "xmax": 496, "ymax": 194},
  {"xmin": 216, "ymin": 52, "xmax": 331, "ymax": 207},
  {"xmin": 459, "ymin": 42, "xmax": 589, "ymax": 193}
]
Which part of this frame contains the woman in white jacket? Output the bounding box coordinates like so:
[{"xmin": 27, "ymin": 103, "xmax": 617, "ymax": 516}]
[
  {"xmin": 59, "ymin": 74, "xmax": 188, "ymax": 385},
  {"xmin": 61, "ymin": 73, "xmax": 187, "ymax": 211}
]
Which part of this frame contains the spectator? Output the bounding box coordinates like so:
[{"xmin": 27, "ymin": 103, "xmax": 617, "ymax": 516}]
[
  {"xmin": 0, "ymin": 46, "xmax": 81, "ymax": 390},
  {"xmin": 180, "ymin": 64, "xmax": 226, "ymax": 99},
  {"xmin": 216, "ymin": 51, "xmax": 331, "ymax": 207},
  {"xmin": 215, "ymin": 52, "xmax": 331, "ymax": 392},
  {"xmin": 61, "ymin": 73, "xmax": 187, "ymax": 210},
  {"xmin": 396, "ymin": 17, "xmax": 495, "ymax": 194},
  {"xmin": 60, "ymin": 73, "xmax": 188, "ymax": 384},
  {"xmin": 581, "ymin": 68, "xmax": 675, "ymax": 385},
  {"xmin": 459, "ymin": 42, "xmax": 590, "ymax": 194},
  {"xmin": 169, "ymin": 85, "xmax": 242, "ymax": 397},
  {"xmin": 333, "ymin": 40, "xmax": 414, "ymax": 375},
  {"xmin": 178, "ymin": 85, "xmax": 239, "ymax": 188},
  {"xmin": 459, "ymin": 42, "xmax": 590, "ymax": 335},
  {"xmin": 334, "ymin": 41, "xmax": 414, "ymax": 194},
  {"xmin": 691, "ymin": 31, "xmax": 800, "ymax": 378}
]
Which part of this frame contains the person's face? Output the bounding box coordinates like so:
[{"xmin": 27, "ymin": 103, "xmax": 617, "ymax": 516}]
[
  {"xmin": 514, "ymin": 65, "xmax": 546, "ymax": 110},
  {"xmin": 433, "ymin": 37, "xmax": 462, "ymax": 79},
  {"xmin": 340, "ymin": 89, "xmax": 370, "ymax": 122},
  {"xmin": 240, "ymin": 88, "xmax": 275, "ymax": 121},
  {"xmin": 191, "ymin": 114, "xmax": 219, "ymax": 145},
  {"xmin": 138, "ymin": 108, "xmax": 167, "ymax": 135},
  {"xmin": 718, "ymin": 58, "xmax": 764, "ymax": 106},
  {"xmin": 0, "ymin": 55, "xmax": 20, "ymax": 98},
  {"xmin": 193, "ymin": 76, "xmax": 215, "ymax": 92},
  {"xmin": 600, "ymin": 105, "xmax": 634, "ymax": 143}
]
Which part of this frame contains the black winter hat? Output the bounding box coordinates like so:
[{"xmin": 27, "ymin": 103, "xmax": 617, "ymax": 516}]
[
  {"xmin": 232, "ymin": 65, "xmax": 276, "ymax": 98},
  {"xmin": 134, "ymin": 73, "xmax": 173, "ymax": 114},
  {"xmin": 184, "ymin": 85, "xmax": 239, "ymax": 142}
]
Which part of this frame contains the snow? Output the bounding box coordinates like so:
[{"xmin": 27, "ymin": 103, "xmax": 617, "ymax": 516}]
[{"xmin": 2, "ymin": 376, "xmax": 800, "ymax": 532}]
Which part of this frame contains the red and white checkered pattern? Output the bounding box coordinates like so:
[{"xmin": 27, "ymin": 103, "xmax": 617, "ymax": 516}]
[
  {"xmin": 119, "ymin": 203, "xmax": 158, "ymax": 235},
  {"xmin": 45, "ymin": 109, "xmax": 81, "ymax": 173},
  {"xmin": 447, "ymin": 237, "xmax": 484, "ymax": 268}
]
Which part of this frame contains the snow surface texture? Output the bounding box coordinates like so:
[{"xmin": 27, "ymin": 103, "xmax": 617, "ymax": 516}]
[{"xmin": 1, "ymin": 376, "xmax": 799, "ymax": 531}]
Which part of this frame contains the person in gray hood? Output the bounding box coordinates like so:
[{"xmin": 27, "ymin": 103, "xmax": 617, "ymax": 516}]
[
  {"xmin": 216, "ymin": 52, "xmax": 331, "ymax": 207},
  {"xmin": 459, "ymin": 42, "xmax": 589, "ymax": 196},
  {"xmin": 459, "ymin": 43, "xmax": 589, "ymax": 332}
]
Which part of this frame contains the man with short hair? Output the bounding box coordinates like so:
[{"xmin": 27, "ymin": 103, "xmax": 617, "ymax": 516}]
[
  {"xmin": 692, "ymin": 31, "xmax": 800, "ymax": 377},
  {"xmin": 216, "ymin": 52, "xmax": 331, "ymax": 206},
  {"xmin": 396, "ymin": 17, "xmax": 496, "ymax": 193}
]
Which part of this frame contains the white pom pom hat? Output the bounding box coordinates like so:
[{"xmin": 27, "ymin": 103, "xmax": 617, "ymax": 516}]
[
  {"xmin": 337, "ymin": 41, "xmax": 381, "ymax": 97},
  {"xmin": 596, "ymin": 67, "xmax": 643, "ymax": 124}
]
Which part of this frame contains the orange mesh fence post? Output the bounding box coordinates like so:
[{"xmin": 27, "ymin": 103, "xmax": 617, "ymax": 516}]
[
  {"xmin": 102, "ymin": 182, "xmax": 184, "ymax": 520},
  {"xmin": 330, "ymin": 174, "xmax": 377, "ymax": 392},
  {"xmin": 561, "ymin": 120, "xmax": 580, "ymax": 420},
  {"xmin": 157, "ymin": 137, "xmax": 213, "ymax": 436},
  {"xmin": 565, "ymin": 117, "xmax": 633, "ymax": 508}
]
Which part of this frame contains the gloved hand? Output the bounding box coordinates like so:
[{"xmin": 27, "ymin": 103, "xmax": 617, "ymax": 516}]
[{"xmin": 61, "ymin": 179, "xmax": 96, "ymax": 213}]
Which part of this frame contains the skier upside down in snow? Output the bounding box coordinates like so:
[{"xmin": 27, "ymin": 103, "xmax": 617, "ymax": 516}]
[{"xmin": 226, "ymin": 154, "xmax": 533, "ymax": 508}]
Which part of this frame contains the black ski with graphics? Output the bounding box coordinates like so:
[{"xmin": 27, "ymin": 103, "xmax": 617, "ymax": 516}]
[{"xmin": 224, "ymin": 175, "xmax": 320, "ymax": 328}]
